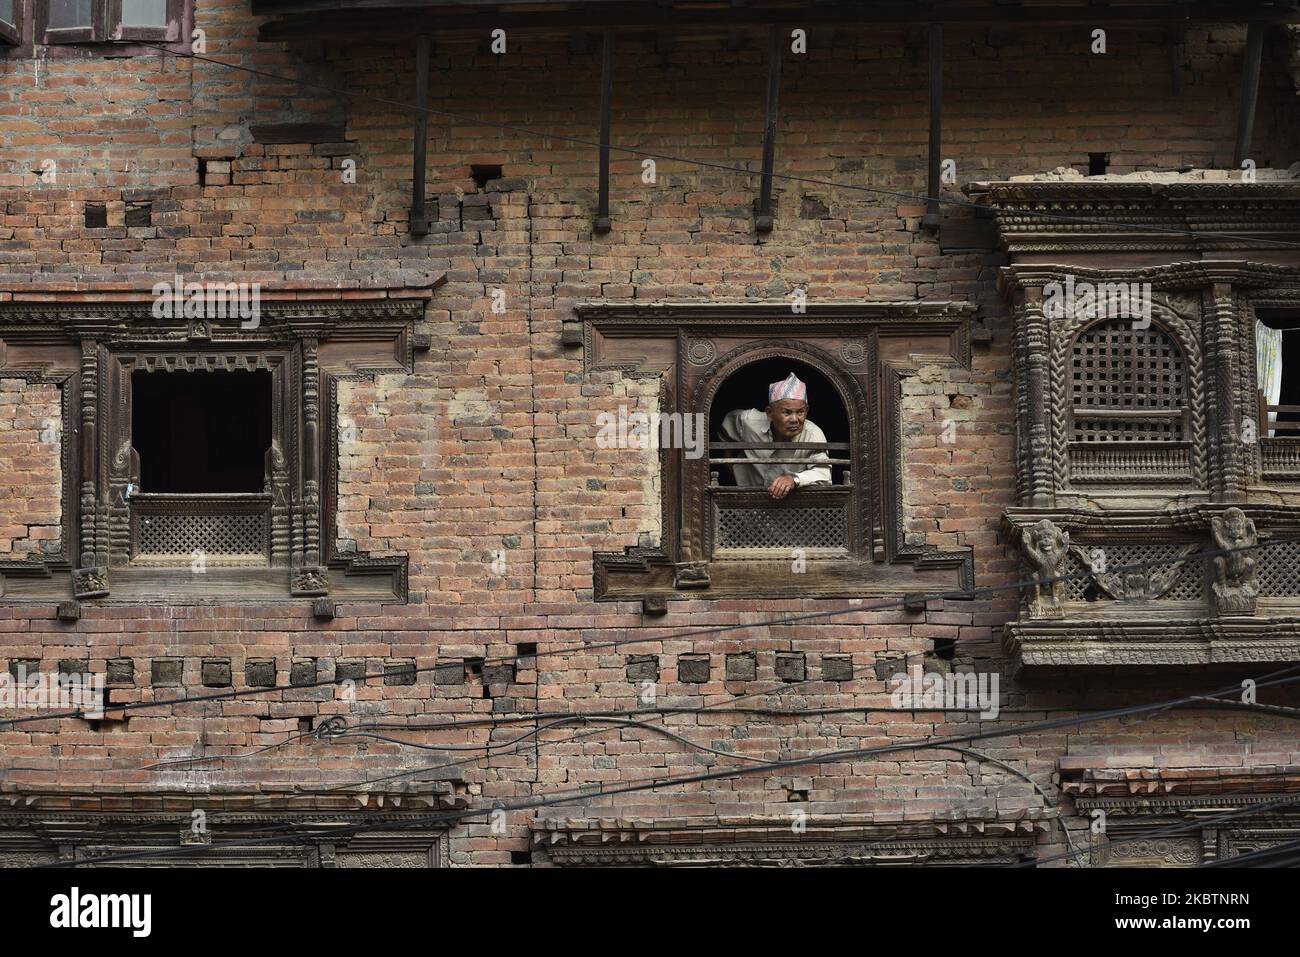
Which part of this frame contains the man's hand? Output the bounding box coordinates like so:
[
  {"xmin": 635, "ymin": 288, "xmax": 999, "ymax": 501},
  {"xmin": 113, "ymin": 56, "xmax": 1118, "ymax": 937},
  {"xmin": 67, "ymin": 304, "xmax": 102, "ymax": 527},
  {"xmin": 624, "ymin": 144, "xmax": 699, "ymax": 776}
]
[{"xmin": 768, "ymin": 474, "xmax": 798, "ymax": 500}]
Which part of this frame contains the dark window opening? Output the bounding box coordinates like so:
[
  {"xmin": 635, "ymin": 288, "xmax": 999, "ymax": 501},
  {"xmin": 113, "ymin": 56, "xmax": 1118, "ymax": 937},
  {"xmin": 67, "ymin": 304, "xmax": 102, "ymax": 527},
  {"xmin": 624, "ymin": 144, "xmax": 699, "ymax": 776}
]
[
  {"xmin": 510, "ymin": 850, "xmax": 532, "ymax": 865},
  {"xmin": 1278, "ymin": 332, "xmax": 1300, "ymax": 438},
  {"xmin": 708, "ymin": 357, "xmax": 850, "ymax": 487},
  {"xmin": 132, "ymin": 370, "xmax": 272, "ymax": 493},
  {"xmin": 1088, "ymin": 152, "xmax": 1110, "ymax": 176},
  {"xmin": 84, "ymin": 203, "xmax": 107, "ymax": 228},
  {"xmin": 470, "ymin": 164, "xmax": 503, "ymax": 189},
  {"xmin": 1257, "ymin": 313, "xmax": 1300, "ymax": 439},
  {"xmin": 125, "ymin": 201, "xmax": 152, "ymax": 227}
]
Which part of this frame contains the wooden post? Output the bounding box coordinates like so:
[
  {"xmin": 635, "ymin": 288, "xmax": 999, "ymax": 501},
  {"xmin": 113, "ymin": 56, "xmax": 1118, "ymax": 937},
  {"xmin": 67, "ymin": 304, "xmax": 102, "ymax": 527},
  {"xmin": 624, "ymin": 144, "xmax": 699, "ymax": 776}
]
[
  {"xmin": 73, "ymin": 341, "xmax": 108, "ymax": 598},
  {"xmin": 410, "ymin": 34, "xmax": 431, "ymax": 236},
  {"xmin": 756, "ymin": 25, "xmax": 782, "ymax": 232},
  {"xmin": 595, "ymin": 29, "xmax": 614, "ymax": 234},
  {"xmin": 292, "ymin": 336, "xmax": 328, "ymax": 595},
  {"xmin": 923, "ymin": 22, "xmax": 943, "ymax": 230},
  {"xmin": 1233, "ymin": 23, "xmax": 1264, "ymax": 170}
]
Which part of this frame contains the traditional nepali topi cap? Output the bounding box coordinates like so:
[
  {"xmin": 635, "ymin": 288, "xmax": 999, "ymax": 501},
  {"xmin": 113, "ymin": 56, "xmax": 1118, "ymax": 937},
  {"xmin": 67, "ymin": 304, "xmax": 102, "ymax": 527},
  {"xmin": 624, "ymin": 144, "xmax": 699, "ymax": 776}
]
[{"xmin": 768, "ymin": 372, "xmax": 807, "ymax": 404}]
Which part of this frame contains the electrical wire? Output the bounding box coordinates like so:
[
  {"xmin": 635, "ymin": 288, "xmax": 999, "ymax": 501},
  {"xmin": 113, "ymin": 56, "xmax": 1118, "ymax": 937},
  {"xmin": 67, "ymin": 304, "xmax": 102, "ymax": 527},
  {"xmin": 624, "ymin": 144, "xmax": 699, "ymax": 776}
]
[
  {"xmin": 69, "ymin": 665, "xmax": 833, "ymax": 841},
  {"xmin": 1, "ymin": 531, "xmax": 1290, "ymax": 728},
  {"xmin": 41, "ymin": 663, "xmax": 1300, "ymax": 867}
]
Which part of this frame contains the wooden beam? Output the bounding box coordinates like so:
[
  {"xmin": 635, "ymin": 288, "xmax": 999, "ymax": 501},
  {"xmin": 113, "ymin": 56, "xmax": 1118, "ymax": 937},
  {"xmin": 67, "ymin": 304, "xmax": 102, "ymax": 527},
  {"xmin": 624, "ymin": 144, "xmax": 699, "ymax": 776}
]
[
  {"xmin": 594, "ymin": 29, "xmax": 614, "ymax": 234},
  {"xmin": 410, "ymin": 33, "xmax": 431, "ymax": 236},
  {"xmin": 756, "ymin": 24, "xmax": 782, "ymax": 233},
  {"xmin": 254, "ymin": 3, "xmax": 1300, "ymax": 41},
  {"xmin": 923, "ymin": 22, "xmax": 943, "ymax": 230},
  {"xmin": 1233, "ymin": 21, "xmax": 1266, "ymax": 169}
]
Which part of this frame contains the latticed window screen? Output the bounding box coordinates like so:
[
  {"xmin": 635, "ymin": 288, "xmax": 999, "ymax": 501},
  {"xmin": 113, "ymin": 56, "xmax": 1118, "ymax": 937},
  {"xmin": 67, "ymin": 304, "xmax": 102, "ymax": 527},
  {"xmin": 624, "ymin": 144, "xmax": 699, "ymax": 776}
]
[
  {"xmin": 135, "ymin": 512, "xmax": 269, "ymax": 563},
  {"xmin": 1257, "ymin": 539, "xmax": 1300, "ymax": 596},
  {"xmin": 1060, "ymin": 544, "xmax": 1204, "ymax": 601},
  {"xmin": 1070, "ymin": 321, "xmax": 1186, "ymax": 442},
  {"xmin": 714, "ymin": 502, "xmax": 847, "ymax": 552}
]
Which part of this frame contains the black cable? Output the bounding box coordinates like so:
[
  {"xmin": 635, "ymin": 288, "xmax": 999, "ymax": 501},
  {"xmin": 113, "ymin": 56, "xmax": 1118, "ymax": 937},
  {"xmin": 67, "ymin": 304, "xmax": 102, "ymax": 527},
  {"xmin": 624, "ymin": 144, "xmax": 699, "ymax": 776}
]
[
  {"xmin": 2, "ymin": 530, "xmax": 1288, "ymax": 728},
  {"xmin": 71, "ymin": 665, "xmax": 831, "ymax": 841},
  {"xmin": 43, "ymin": 664, "xmax": 1300, "ymax": 867}
]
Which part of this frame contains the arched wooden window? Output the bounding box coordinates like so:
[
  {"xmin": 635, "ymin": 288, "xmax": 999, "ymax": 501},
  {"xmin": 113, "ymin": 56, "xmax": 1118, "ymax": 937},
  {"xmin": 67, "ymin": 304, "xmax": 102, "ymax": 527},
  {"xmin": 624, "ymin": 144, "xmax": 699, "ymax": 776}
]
[
  {"xmin": 1068, "ymin": 319, "xmax": 1191, "ymax": 482},
  {"xmin": 704, "ymin": 357, "xmax": 855, "ymax": 559},
  {"xmin": 580, "ymin": 301, "xmax": 974, "ymax": 604}
]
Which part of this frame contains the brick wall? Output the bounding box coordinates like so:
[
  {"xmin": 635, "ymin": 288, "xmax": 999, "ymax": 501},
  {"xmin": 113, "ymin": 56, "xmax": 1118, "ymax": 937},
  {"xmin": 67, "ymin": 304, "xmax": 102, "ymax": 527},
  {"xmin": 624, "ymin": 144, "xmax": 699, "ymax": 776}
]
[
  {"xmin": 1, "ymin": 8, "xmax": 1299, "ymax": 866},
  {"xmin": 0, "ymin": 378, "xmax": 61, "ymax": 561}
]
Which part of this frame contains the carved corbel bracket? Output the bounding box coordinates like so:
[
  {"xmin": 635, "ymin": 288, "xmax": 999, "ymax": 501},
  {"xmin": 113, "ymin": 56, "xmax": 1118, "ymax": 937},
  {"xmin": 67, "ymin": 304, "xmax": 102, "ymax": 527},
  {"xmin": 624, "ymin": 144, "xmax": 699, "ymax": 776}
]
[
  {"xmin": 72, "ymin": 566, "xmax": 109, "ymax": 600},
  {"xmin": 1209, "ymin": 506, "xmax": 1259, "ymax": 616},
  {"xmin": 1017, "ymin": 519, "xmax": 1069, "ymax": 619}
]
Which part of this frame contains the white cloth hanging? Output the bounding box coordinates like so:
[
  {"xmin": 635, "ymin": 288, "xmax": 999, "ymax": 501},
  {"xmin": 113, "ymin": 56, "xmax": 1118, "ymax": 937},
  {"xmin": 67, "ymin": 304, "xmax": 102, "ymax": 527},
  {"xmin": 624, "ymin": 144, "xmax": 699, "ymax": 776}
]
[{"xmin": 1257, "ymin": 320, "xmax": 1283, "ymax": 437}]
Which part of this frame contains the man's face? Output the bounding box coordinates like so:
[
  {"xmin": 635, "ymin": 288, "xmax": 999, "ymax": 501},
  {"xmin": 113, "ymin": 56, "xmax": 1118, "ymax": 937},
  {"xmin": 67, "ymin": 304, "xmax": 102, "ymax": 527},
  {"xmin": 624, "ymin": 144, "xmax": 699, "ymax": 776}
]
[{"xmin": 766, "ymin": 399, "xmax": 808, "ymax": 440}]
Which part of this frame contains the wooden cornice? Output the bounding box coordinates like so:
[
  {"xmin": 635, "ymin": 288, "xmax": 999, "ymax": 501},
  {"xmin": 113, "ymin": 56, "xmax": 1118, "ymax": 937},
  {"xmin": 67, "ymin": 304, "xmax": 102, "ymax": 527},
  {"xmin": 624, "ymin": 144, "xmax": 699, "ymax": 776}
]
[
  {"xmin": 1061, "ymin": 765, "xmax": 1300, "ymax": 799},
  {"xmin": 575, "ymin": 299, "xmax": 976, "ymax": 323},
  {"xmin": 969, "ymin": 179, "xmax": 1300, "ymax": 255},
  {"xmin": 532, "ymin": 809, "xmax": 1051, "ymax": 865},
  {"xmin": 998, "ymin": 260, "xmax": 1300, "ymax": 295}
]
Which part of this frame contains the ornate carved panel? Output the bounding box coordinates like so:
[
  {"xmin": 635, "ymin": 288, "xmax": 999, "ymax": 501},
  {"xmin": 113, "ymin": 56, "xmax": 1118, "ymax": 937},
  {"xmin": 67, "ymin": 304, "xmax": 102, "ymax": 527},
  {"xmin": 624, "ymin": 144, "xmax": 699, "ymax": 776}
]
[
  {"xmin": 0, "ymin": 790, "xmax": 455, "ymax": 868},
  {"xmin": 533, "ymin": 811, "xmax": 1049, "ymax": 867},
  {"xmin": 1000, "ymin": 255, "xmax": 1300, "ymax": 671},
  {"xmin": 1064, "ymin": 765, "xmax": 1300, "ymax": 866}
]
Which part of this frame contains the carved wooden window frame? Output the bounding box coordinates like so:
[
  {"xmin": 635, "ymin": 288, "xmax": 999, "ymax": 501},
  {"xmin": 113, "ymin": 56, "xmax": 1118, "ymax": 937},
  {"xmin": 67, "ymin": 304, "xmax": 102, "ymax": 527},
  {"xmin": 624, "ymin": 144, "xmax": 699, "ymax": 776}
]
[
  {"xmin": 0, "ymin": 0, "xmax": 193, "ymax": 52},
  {"xmin": 104, "ymin": 349, "xmax": 293, "ymax": 571},
  {"xmin": 0, "ymin": 295, "xmax": 429, "ymax": 605},
  {"xmin": 1000, "ymin": 263, "xmax": 1300, "ymax": 670},
  {"xmin": 574, "ymin": 302, "xmax": 976, "ymax": 606}
]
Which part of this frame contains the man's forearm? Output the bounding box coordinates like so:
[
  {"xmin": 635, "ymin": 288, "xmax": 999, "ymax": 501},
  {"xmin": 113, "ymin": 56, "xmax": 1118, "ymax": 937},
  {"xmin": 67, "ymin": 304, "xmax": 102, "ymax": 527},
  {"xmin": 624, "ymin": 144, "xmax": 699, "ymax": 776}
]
[{"xmin": 794, "ymin": 465, "xmax": 832, "ymax": 486}]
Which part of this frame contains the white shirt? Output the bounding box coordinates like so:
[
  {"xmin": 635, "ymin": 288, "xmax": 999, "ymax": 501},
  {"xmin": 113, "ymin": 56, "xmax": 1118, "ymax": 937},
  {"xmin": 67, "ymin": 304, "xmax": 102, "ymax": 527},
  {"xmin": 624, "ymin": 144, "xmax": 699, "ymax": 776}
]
[{"xmin": 718, "ymin": 408, "xmax": 834, "ymax": 488}]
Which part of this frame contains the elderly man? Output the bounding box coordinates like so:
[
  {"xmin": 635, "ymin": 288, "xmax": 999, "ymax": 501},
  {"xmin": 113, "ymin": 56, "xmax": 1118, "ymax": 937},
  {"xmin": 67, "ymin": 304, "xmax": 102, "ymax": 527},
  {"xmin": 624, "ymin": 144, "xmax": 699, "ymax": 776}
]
[{"xmin": 719, "ymin": 372, "xmax": 833, "ymax": 499}]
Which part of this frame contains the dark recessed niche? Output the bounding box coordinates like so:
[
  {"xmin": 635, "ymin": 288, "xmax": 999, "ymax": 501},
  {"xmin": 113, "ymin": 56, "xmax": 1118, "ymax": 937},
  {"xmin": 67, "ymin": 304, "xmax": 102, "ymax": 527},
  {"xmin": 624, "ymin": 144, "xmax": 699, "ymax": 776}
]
[
  {"xmin": 125, "ymin": 202, "xmax": 152, "ymax": 227},
  {"xmin": 471, "ymin": 164, "xmax": 503, "ymax": 189}
]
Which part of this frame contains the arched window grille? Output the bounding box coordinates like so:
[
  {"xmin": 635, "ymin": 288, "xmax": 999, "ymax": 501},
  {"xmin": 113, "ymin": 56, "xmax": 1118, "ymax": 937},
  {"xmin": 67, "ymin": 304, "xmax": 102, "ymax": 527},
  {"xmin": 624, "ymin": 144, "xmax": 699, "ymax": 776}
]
[{"xmin": 1068, "ymin": 319, "xmax": 1191, "ymax": 482}]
